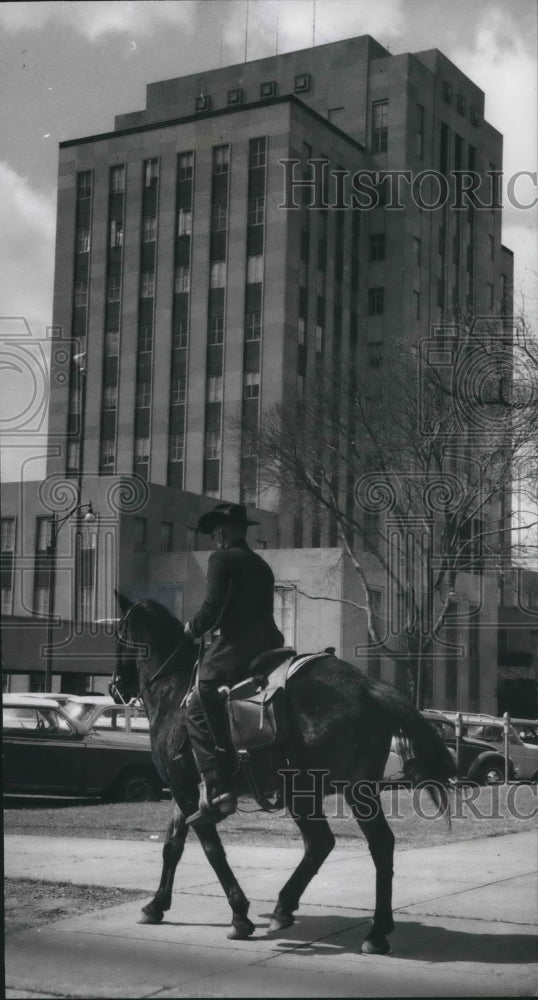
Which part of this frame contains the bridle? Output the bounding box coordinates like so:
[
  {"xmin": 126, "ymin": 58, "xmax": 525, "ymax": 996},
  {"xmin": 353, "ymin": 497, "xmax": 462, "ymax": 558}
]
[{"xmin": 112, "ymin": 602, "xmax": 196, "ymax": 703}]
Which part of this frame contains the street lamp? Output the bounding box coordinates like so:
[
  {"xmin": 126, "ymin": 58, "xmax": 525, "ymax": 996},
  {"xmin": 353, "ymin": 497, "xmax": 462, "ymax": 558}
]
[{"xmin": 45, "ymin": 501, "xmax": 96, "ymax": 690}]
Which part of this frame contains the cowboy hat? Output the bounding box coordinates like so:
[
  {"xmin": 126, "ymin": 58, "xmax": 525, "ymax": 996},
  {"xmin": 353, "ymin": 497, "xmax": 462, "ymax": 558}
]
[{"xmin": 197, "ymin": 502, "xmax": 259, "ymax": 535}]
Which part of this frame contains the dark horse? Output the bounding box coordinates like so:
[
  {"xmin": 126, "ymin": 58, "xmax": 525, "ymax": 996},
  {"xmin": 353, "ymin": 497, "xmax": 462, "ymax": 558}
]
[{"xmin": 111, "ymin": 593, "xmax": 455, "ymax": 952}]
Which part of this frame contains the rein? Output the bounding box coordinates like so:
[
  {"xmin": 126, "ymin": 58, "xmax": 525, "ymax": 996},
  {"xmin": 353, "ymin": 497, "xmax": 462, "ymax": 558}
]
[{"xmin": 114, "ymin": 602, "xmax": 195, "ymax": 702}]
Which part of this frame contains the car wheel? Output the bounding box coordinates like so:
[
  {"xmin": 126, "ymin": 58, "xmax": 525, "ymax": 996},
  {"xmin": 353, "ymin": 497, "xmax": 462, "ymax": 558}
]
[
  {"xmin": 475, "ymin": 761, "xmax": 505, "ymax": 785},
  {"xmin": 113, "ymin": 770, "xmax": 161, "ymax": 803}
]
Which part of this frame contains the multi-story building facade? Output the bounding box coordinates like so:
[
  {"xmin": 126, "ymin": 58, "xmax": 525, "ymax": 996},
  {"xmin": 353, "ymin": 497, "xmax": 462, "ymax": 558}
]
[
  {"xmin": 48, "ymin": 35, "xmax": 512, "ymax": 540},
  {"xmin": 3, "ymin": 34, "xmax": 525, "ymax": 711}
]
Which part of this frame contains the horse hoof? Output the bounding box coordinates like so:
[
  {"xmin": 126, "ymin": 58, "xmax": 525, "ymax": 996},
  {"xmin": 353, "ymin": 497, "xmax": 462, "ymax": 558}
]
[
  {"xmin": 138, "ymin": 907, "xmax": 164, "ymax": 925},
  {"xmin": 268, "ymin": 912, "xmax": 295, "ymax": 933},
  {"xmin": 227, "ymin": 917, "xmax": 256, "ymax": 940},
  {"xmin": 362, "ymin": 935, "xmax": 391, "ymax": 955}
]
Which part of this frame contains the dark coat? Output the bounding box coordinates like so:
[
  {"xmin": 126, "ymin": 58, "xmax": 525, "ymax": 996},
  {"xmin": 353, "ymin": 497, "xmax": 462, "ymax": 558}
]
[{"xmin": 190, "ymin": 539, "xmax": 284, "ymax": 684}]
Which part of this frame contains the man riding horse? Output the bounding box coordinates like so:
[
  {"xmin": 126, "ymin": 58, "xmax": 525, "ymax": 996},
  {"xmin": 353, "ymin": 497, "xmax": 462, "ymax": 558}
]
[{"xmin": 183, "ymin": 502, "xmax": 284, "ymax": 822}]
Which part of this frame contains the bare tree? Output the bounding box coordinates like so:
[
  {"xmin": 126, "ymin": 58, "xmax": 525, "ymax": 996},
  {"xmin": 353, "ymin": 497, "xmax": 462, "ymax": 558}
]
[{"xmin": 239, "ymin": 315, "xmax": 538, "ymax": 706}]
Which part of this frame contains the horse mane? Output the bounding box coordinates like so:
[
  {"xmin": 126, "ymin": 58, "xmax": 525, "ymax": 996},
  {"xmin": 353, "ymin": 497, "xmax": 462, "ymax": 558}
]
[{"xmin": 127, "ymin": 599, "xmax": 187, "ymax": 660}]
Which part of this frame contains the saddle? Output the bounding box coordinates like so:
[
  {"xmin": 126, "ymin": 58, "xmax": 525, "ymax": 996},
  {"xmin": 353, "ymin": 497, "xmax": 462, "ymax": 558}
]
[{"xmin": 226, "ymin": 648, "xmax": 332, "ymax": 753}]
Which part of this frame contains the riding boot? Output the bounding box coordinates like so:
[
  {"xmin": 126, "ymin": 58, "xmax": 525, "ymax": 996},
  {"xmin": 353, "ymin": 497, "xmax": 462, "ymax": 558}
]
[{"xmin": 198, "ymin": 763, "xmax": 237, "ymax": 819}]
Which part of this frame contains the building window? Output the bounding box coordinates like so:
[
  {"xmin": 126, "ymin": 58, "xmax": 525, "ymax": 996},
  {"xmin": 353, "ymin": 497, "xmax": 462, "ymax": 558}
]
[
  {"xmin": 175, "ymin": 264, "xmax": 190, "ymax": 293},
  {"xmin": 213, "ymin": 145, "xmax": 229, "ymax": 174},
  {"xmin": 274, "ymin": 586, "xmax": 296, "ymax": 646},
  {"xmin": 240, "ymin": 486, "xmax": 257, "ymax": 506},
  {"xmin": 204, "ymin": 430, "xmax": 221, "ymax": 460},
  {"xmin": 243, "ymin": 371, "xmax": 260, "ymax": 398},
  {"xmin": 107, "ymin": 275, "xmax": 121, "ymax": 303},
  {"xmin": 416, "ymin": 104, "xmax": 425, "ymax": 158},
  {"xmin": 372, "ymin": 100, "xmax": 388, "ymax": 153},
  {"xmin": 298, "ymin": 316, "xmax": 306, "ymax": 345},
  {"xmin": 315, "ymin": 325, "xmax": 324, "ymax": 353},
  {"xmin": 160, "ymin": 522, "xmax": 173, "ymax": 553},
  {"xmin": 173, "ymin": 322, "xmax": 188, "ymax": 349},
  {"xmin": 1, "ymin": 587, "xmax": 13, "ymax": 614},
  {"xmin": 177, "ymin": 208, "xmax": 192, "ymax": 236},
  {"xmin": 100, "ymin": 440, "xmax": 115, "ymax": 470},
  {"xmin": 138, "ymin": 326, "xmax": 152, "ymax": 353},
  {"xmin": 103, "ymin": 385, "xmax": 118, "ymax": 410},
  {"xmin": 134, "ymin": 438, "xmax": 150, "ymax": 464},
  {"xmin": 316, "ymin": 269, "xmax": 325, "ymax": 295},
  {"xmin": 178, "ymin": 152, "xmax": 193, "ymax": 180},
  {"xmin": 77, "ymin": 585, "xmax": 94, "ymax": 623},
  {"xmin": 77, "ymin": 171, "xmax": 92, "ymax": 199},
  {"xmin": 141, "ymin": 271, "xmax": 155, "ymax": 298},
  {"xmin": 67, "ymin": 441, "xmax": 80, "ymax": 471},
  {"xmin": 136, "ymin": 381, "xmax": 151, "ymax": 408},
  {"xmin": 169, "ymin": 434, "xmax": 184, "ymax": 462},
  {"xmin": 413, "ymin": 237, "xmax": 422, "ymax": 265},
  {"xmin": 134, "ymin": 516, "xmax": 147, "ymax": 551},
  {"xmin": 368, "ymin": 351, "xmax": 383, "ymax": 369},
  {"xmin": 207, "ymin": 375, "xmax": 223, "ymax": 402},
  {"xmin": 69, "ymin": 388, "xmax": 81, "ymax": 414},
  {"xmin": 413, "ymin": 290, "xmax": 421, "ymax": 319},
  {"xmin": 210, "ymin": 261, "xmax": 226, "ymax": 288},
  {"xmin": 35, "ymin": 517, "xmax": 51, "ymax": 552},
  {"xmin": 245, "ymin": 312, "xmax": 261, "ymax": 341},
  {"xmin": 111, "ymin": 165, "xmax": 125, "ymax": 193},
  {"xmin": 74, "ymin": 280, "xmax": 88, "ymax": 308},
  {"xmin": 248, "ymin": 196, "xmax": 264, "ymax": 226},
  {"xmin": 105, "ymin": 331, "xmax": 119, "ymax": 356},
  {"xmin": 76, "ymin": 228, "xmax": 90, "ymax": 254},
  {"xmin": 211, "ymin": 202, "xmax": 228, "ymax": 231},
  {"xmin": 142, "ymin": 216, "xmax": 157, "ymax": 242},
  {"xmin": 368, "ymin": 287, "xmax": 384, "ymax": 316},
  {"xmin": 299, "ymin": 260, "xmax": 307, "ymax": 287},
  {"xmin": 369, "ymin": 232, "xmax": 385, "ymax": 261},
  {"xmin": 110, "ymin": 220, "xmax": 123, "ymax": 248},
  {"xmin": 171, "ymin": 376, "xmax": 186, "ymax": 405},
  {"xmin": 144, "ymin": 158, "xmax": 159, "ymax": 187},
  {"xmin": 208, "ymin": 316, "xmax": 224, "ymax": 345},
  {"xmin": 33, "ymin": 585, "xmax": 50, "ymax": 617},
  {"xmin": 487, "ymin": 283, "xmax": 494, "ymax": 309},
  {"xmin": 249, "ymin": 137, "xmax": 266, "ymax": 168},
  {"xmin": 247, "ymin": 255, "xmax": 263, "ymax": 284}
]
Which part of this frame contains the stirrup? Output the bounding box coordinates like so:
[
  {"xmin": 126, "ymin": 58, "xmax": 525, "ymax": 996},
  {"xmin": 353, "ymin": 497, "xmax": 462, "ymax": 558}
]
[{"xmin": 185, "ymin": 779, "xmax": 237, "ymax": 827}]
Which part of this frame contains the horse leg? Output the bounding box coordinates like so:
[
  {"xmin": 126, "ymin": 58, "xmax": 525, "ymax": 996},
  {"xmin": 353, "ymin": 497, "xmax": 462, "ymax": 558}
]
[
  {"xmin": 194, "ymin": 822, "xmax": 256, "ymax": 940},
  {"xmin": 270, "ymin": 777, "xmax": 335, "ymax": 932},
  {"xmin": 139, "ymin": 802, "xmax": 189, "ymax": 924},
  {"xmin": 345, "ymin": 780, "xmax": 395, "ymax": 955}
]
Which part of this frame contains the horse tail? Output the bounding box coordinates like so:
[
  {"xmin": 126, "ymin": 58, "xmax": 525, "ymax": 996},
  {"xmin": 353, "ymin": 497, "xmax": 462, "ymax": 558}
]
[{"xmin": 366, "ymin": 678, "xmax": 455, "ymax": 825}]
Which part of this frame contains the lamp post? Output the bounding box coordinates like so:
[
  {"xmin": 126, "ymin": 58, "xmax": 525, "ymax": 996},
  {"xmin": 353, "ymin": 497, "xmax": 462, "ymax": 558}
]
[{"xmin": 45, "ymin": 501, "xmax": 96, "ymax": 690}]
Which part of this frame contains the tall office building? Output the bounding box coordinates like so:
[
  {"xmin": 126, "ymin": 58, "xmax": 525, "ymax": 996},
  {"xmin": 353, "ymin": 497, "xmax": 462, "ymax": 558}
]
[
  {"xmin": 4, "ymin": 34, "xmax": 525, "ymax": 708},
  {"xmin": 48, "ymin": 34, "xmax": 513, "ymax": 548}
]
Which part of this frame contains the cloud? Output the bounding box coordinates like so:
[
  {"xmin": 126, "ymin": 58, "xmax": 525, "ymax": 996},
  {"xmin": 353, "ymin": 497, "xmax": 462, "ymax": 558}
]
[
  {"xmin": 0, "ymin": 163, "xmax": 56, "ymax": 482},
  {"xmin": 0, "ymin": 0, "xmax": 195, "ymax": 42},
  {"xmin": 0, "ymin": 162, "xmax": 56, "ymax": 330},
  {"xmin": 221, "ymin": 0, "xmax": 404, "ymax": 61}
]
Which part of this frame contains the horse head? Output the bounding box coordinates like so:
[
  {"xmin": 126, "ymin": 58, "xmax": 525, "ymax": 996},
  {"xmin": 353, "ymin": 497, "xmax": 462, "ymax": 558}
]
[{"xmin": 110, "ymin": 591, "xmax": 198, "ymax": 705}]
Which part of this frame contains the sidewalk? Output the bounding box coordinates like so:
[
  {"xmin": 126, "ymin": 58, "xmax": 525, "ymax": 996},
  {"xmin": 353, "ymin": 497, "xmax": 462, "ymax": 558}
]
[{"xmin": 5, "ymin": 830, "xmax": 538, "ymax": 998}]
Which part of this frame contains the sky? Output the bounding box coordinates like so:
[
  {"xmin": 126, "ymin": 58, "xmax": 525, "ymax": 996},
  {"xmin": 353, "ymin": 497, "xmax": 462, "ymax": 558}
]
[{"xmin": 0, "ymin": 0, "xmax": 536, "ymax": 482}]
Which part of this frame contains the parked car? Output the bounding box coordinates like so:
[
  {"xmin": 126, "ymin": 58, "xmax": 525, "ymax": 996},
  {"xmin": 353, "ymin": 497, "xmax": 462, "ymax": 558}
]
[
  {"xmin": 382, "ymin": 710, "xmax": 516, "ymax": 785},
  {"xmin": 18, "ymin": 693, "xmax": 149, "ymax": 734},
  {"xmin": 61, "ymin": 695, "xmax": 150, "ymax": 734},
  {"xmin": 511, "ymin": 719, "xmax": 538, "ymax": 748},
  {"xmin": 2, "ymin": 694, "xmax": 163, "ymax": 802},
  {"xmin": 441, "ymin": 712, "xmax": 538, "ymax": 782}
]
